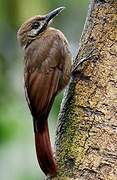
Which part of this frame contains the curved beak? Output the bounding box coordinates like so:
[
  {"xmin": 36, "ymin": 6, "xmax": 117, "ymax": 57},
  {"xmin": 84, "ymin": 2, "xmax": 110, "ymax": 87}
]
[{"xmin": 45, "ymin": 7, "xmax": 65, "ymax": 24}]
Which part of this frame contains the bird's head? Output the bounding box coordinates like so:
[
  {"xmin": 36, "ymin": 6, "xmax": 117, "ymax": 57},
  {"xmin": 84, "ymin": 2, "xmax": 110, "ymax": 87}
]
[{"xmin": 17, "ymin": 7, "xmax": 65, "ymax": 48}]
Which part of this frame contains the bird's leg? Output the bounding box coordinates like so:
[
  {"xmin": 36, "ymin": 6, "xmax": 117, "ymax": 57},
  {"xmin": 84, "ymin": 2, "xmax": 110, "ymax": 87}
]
[{"xmin": 72, "ymin": 47, "xmax": 98, "ymax": 76}]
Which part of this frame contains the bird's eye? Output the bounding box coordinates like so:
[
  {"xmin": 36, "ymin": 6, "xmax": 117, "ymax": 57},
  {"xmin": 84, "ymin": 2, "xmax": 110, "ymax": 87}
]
[{"xmin": 31, "ymin": 21, "xmax": 40, "ymax": 29}]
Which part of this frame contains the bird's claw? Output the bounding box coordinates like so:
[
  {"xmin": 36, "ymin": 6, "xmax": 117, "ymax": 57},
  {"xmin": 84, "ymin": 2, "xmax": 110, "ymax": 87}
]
[{"xmin": 72, "ymin": 47, "xmax": 98, "ymax": 75}]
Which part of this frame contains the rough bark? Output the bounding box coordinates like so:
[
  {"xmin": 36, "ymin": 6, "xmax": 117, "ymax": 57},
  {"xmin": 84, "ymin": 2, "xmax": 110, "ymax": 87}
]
[{"xmin": 52, "ymin": 0, "xmax": 117, "ymax": 179}]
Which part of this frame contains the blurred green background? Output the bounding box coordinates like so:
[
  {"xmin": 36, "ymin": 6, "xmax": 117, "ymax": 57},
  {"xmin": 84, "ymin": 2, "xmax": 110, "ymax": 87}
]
[{"xmin": 0, "ymin": 0, "xmax": 89, "ymax": 179}]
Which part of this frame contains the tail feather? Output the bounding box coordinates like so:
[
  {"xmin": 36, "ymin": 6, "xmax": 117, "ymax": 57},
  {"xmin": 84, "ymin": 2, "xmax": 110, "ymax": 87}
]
[{"xmin": 34, "ymin": 120, "xmax": 56, "ymax": 176}]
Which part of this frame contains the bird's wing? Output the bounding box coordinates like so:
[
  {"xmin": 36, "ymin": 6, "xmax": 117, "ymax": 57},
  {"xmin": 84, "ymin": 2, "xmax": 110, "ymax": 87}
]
[{"xmin": 25, "ymin": 38, "xmax": 63, "ymax": 129}]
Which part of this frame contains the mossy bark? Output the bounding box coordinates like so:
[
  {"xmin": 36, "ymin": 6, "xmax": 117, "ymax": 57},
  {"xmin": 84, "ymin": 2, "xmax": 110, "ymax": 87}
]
[{"xmin": 51, "ymin": 0, "xmax": 117, "ymax": 180}]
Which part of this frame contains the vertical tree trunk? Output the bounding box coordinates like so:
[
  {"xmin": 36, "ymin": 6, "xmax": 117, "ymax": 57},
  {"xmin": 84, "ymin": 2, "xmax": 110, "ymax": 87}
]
[{"xmin": 53, "ymin": 0, "xmax": 117, "ymax": 179}]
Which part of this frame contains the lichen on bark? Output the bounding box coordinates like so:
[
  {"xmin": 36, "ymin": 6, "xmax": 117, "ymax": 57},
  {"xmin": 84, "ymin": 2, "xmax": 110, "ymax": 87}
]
[{"xmin": 52, "ymin": 0, "xmax": 117, "ymax": 180}]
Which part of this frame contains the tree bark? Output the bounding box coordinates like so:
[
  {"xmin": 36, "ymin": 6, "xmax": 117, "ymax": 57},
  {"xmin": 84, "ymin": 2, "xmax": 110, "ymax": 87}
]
[{"xmin": 52, "ymin": 0, "xmax": 117, "ymax": 179}]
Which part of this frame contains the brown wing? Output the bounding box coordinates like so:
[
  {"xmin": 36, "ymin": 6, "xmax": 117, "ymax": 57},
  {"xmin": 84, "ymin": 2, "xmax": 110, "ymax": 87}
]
[
  {"xmin": 25, "ymin": 68, "xmax": 61, "ymax": 129},
  {"xmin": 24, "ymin": 35, "xmax": 64, "ymax": 130}
]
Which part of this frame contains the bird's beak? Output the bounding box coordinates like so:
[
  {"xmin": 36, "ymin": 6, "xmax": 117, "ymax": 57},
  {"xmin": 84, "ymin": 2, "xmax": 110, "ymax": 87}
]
[{"xmin": 45, "ymin": 7, "xmax": 65, "ymax": 24}]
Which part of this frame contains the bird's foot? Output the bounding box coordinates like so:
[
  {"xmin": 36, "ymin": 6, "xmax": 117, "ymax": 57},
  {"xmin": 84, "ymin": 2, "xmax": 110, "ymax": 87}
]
[{"xmin": 72, "ymin": 47, "xmax": 98, "ymax": 76}]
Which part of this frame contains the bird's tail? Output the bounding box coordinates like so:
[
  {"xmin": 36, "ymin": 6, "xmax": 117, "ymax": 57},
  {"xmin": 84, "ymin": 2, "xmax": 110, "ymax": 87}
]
[{"xmin": 33, "ymin": 120, "xmax": 56, "ymax": 177}]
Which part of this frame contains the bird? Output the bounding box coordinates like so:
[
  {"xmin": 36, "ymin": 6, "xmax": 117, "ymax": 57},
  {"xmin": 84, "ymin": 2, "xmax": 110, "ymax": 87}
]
[{"xmin": 17, "ymin": 7, "xmax": 72, "ymax": 177}]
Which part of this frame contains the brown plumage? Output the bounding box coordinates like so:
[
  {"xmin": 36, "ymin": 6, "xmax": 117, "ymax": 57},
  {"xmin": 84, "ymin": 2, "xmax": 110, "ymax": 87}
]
[{"xmin": 17, "ymin": 7, "xmax": 72, "ymax": 177}]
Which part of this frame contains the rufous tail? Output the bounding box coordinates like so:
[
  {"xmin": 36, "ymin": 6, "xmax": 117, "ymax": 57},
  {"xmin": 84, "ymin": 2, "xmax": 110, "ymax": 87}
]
[{"xmin": 34, "ymin": 120, "xmax": 56, "ymax": 177}]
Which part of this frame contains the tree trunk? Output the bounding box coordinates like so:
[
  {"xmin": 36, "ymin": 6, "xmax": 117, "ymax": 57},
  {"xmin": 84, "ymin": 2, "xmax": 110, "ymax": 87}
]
[{"xmin": 52, "ymin": 0, "xmax": 117, "ymax": 179}]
